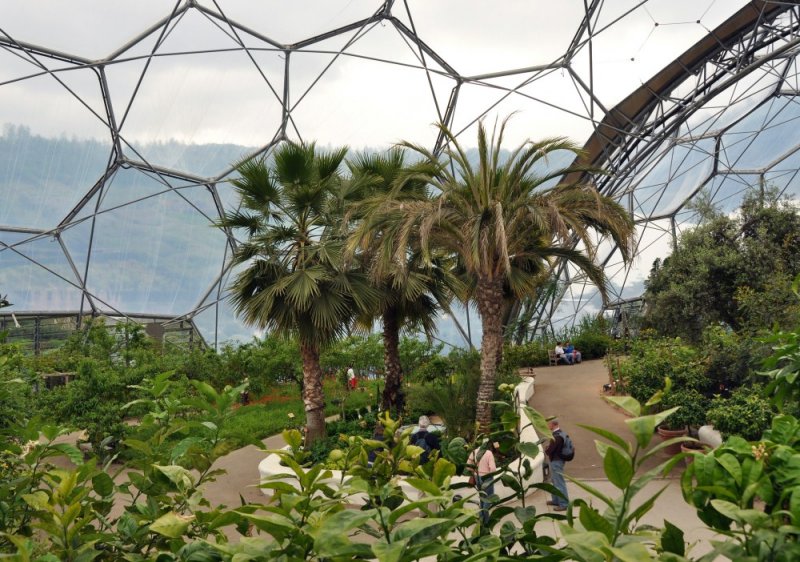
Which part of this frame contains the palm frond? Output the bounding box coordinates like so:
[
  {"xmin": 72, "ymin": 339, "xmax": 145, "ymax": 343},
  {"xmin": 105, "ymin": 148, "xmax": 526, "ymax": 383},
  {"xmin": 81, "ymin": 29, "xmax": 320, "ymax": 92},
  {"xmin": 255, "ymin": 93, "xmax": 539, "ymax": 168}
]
[{"xmin": 230, "ymin": 157, "xmax": 279, "ymax": 212}]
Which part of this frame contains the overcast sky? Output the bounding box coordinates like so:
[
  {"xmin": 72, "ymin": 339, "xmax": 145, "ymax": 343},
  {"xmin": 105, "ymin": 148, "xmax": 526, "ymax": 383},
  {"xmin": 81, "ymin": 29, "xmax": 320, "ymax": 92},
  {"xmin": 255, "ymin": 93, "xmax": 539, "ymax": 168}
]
[{"xmin": 0, "ymin": 0, "xmax": 749, "ymax": 153}]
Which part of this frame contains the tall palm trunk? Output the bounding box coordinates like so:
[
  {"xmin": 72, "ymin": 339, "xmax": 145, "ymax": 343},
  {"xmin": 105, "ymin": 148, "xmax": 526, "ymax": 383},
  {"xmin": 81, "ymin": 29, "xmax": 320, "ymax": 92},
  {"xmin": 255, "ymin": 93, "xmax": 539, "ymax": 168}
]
[
  {"xmin": 381, "ymin": 307, "xmax": 405, "ymax": 414},
  {"xmin": 299, "ymin": 338, "xmax": 326, "ymax": 444},
  {"xmin": 475, "ymin": 279, "xmax": 505, "ymax": 432}
]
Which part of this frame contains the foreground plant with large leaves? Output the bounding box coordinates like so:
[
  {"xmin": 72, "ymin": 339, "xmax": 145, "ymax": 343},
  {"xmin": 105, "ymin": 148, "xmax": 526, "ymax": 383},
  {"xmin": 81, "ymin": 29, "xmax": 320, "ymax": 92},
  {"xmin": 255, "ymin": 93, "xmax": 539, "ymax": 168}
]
[
  {"xmin": 0, "ymin": 372, "xmax": 247, "ymax": 560},
  {"xmin": 681, "ymin": 415, "xmax": 800, "ymax": 562},
  {"xmin": 681, "ymin": 308, "xmax": 800, "ymax": 562},
  {"xmin": 566, "ymin": 395, "xmax": 690, "ymax": 560}
]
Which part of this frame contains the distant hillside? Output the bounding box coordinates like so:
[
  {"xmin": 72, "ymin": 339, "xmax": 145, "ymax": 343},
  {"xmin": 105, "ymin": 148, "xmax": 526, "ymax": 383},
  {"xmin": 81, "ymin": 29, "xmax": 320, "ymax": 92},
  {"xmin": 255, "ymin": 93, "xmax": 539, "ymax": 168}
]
[{"xmin": 2, "ymin": 126, "xmax": 586, "ymax": 347}]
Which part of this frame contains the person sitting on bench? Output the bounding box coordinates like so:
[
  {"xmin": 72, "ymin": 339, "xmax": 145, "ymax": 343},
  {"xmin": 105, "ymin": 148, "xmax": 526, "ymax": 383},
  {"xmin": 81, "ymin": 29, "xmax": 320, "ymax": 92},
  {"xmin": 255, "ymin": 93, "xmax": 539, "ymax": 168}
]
[
  {"xmin": 565, "ymin": 341, "xmax": 582, "ymax": 364},
  {"xmin": 554, "ymin": 342, "xmax": 572, "ymax": 365}
]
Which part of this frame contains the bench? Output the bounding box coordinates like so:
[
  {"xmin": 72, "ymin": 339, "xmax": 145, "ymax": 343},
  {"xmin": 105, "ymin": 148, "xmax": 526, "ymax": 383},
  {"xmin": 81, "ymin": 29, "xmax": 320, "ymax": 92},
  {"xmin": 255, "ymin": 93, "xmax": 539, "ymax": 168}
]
[{"xmin": 547, "ymin": 349, "xmax": 558, "ymax": 366}]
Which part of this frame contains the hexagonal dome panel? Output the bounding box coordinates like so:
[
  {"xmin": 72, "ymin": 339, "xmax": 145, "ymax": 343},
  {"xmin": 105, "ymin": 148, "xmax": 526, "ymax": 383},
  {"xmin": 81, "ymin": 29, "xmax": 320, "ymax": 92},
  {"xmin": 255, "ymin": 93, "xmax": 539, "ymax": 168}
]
[{"xmin": 5, "ymin": 0, "xmax": 800, "ymax": 347}]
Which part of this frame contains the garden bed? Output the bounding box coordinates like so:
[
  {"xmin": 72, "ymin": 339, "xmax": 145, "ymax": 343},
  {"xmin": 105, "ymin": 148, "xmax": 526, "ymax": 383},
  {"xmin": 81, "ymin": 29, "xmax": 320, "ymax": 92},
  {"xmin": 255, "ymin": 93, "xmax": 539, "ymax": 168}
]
[{"xmin": 257, "ymin": 378, "xmax": 543, "ymax": 504}]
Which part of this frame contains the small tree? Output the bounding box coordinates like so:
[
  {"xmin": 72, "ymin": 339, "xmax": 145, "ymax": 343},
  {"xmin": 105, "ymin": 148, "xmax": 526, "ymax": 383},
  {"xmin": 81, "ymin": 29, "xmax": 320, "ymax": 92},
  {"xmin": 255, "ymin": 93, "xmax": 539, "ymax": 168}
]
[
  {"xmin": 347, "ymin": 149, "xmax": 458, "ymax": 414},
  {"xmin": 219, "ymin": 143, "xmax": 378, "ymax": 444},
  {"xmin": 373, "ymin": 117, "xmax": 635, "ymax": 429},
  {"xmin": 644, "ymin": 188, "xmax": 800, "ymax": 340}
]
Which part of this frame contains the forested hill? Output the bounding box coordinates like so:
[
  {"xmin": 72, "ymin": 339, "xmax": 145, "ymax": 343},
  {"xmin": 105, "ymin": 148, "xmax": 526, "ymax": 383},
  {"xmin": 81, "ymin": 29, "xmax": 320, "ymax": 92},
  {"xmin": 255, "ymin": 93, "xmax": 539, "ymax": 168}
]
[
  {"xmin": 0, "ymin": 124, "xmax": 533, "ymax": 187},
  {"xmin": 0, "ymin": 124, "xmax": 256, "ymax": 183}
]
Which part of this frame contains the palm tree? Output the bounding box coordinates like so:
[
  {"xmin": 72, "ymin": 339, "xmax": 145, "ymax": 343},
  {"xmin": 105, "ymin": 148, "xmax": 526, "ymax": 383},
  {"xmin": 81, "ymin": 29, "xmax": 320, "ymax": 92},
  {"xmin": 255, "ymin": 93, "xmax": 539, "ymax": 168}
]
[
  {"xmin": 375, "ymin": 118, "xmax": 635, "ymax": 430},
  {"xmin": 346, "ymin": 150, "xmax": 458, "ymax": 414},
  {"xmin": 219, "ymin": 142, "xmax": 377, "ymax": 444}
]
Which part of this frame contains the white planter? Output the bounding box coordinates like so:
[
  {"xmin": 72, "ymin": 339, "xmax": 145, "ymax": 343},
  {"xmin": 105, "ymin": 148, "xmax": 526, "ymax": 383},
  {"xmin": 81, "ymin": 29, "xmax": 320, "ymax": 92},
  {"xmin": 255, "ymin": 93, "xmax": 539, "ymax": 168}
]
[
  {"xmin": 258, "ymin": 378, "xmax": 545, "ymax": 502},
  {"xmin": 697, "ymin": 424, "xmax": 722, "ymax": 448}
]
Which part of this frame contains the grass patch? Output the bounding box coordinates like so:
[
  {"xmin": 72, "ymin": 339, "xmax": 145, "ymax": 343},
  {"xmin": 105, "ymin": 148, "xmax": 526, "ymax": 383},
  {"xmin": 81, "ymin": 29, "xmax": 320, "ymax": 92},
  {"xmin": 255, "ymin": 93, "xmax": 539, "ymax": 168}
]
[{"xmin": 221, "ymin": 379, "xmax": 381, "ymax": 447}]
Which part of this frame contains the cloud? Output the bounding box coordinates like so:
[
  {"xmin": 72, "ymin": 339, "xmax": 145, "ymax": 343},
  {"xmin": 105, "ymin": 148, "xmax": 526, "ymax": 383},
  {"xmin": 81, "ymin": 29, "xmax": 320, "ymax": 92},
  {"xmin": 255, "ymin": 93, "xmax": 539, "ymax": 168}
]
[{"xmin": 0, "ymin": 0, "xmax": 750, "ymax": 149}]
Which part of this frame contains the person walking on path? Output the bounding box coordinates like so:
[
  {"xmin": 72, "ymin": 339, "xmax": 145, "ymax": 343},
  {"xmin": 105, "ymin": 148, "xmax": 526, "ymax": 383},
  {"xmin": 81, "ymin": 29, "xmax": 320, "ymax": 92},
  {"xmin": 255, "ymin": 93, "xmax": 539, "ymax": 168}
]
[
  {"xmin": 468, "ymin": 441, "xmax": 497, "ymax": 524},
  {"xmin": 545, "ymin": 418, "xmax": 570, "ymax": 511}
]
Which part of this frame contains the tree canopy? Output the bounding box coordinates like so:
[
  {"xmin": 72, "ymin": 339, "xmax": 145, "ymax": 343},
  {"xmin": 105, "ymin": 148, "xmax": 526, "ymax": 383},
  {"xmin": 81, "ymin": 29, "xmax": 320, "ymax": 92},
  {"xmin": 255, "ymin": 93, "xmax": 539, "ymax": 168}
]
[{"xmin": 643, "ymin": 189, "xmax": 800, "ymax": 341}]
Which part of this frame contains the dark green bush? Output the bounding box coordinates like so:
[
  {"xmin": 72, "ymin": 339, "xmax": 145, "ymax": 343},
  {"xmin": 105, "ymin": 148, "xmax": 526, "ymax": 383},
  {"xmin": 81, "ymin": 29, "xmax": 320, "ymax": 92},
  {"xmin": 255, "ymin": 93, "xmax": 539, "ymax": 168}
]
[
  {"xmin": 0, "ymin": 348, "xmax": 33, "ymax": 431},
  {"xmin": 707, "ymin": 386, "xmax": 773, "ymax": 440},
  {"xmin": 30, "ymin": 359, "xmax": 133, "ymax": 456},
  {"xmin": 502, "ymin": 342, "xmax": 548, "ymax": 368},
  {"xmin": 659, "ymin": 388, "xmax": 708, "ymax": 430},
  {"xmin": 304, "ymin": 411, "xmax": 378, "ymax": 464},
  {"xmin": 403, "ymin": 384, "xmax": 436, "ymax": 424},
  {"xmin": 425, "ymin": 371, "xmax": 481, "ymax": 439},
  {"xmin": 623, "ymin": 338, "xmax": 709, "ymax": 403},
  {"xmin": 572, "ymin": 333, "xmax": 613, "ymax": 360},
  {"xmin": 701, "ymin": 325, "xmax": 763, "ymax": 391},
  {"xmin": 412, "ymin": 355, "xmax": 452, "ymax": 383},
  {"xmin": 626, "ymin": 365, "xmax": 663, "ymax": 404}
]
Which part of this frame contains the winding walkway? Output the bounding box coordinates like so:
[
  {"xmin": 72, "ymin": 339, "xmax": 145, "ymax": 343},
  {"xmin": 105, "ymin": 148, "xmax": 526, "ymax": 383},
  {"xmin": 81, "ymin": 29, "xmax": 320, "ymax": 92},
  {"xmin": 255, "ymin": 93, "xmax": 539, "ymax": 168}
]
[
  {"xmin": 527, "ymin": 359, "xmax": 721, "ymax": 556},
  {"xmin": 527, "ymin": 358, "xmax": 671, "ymax": 479},
  {"xmin": 204, "ymin": 359, "xmax": 719, "ymax": 555}
]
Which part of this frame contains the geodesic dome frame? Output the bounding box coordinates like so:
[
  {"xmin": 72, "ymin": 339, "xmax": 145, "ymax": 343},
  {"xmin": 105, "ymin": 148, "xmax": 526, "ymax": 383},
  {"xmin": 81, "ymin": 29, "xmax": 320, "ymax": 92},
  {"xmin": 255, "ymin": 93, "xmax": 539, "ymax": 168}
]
[
  {"xmin": 525, "ymin": 0, "xmax": 800, "ymax": 337},
  {"xmin": 1, "ymin": 0, "xmax": 798, "ymax": 348}
]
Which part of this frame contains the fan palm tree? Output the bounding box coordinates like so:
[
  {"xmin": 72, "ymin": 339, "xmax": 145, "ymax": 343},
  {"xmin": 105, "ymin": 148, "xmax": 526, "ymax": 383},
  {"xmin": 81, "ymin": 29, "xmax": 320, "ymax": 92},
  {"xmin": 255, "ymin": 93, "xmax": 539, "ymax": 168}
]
[
  {"xmin": 346, "ymin": 150, "xmax": 459, "ymax": 414},
  {"xmin": 376, "ymin": 117, "xmax": 635, "ymax": 430},
  {"xmin": 219, "ymin": 142, "xmax": 377, "ymax": 443}
]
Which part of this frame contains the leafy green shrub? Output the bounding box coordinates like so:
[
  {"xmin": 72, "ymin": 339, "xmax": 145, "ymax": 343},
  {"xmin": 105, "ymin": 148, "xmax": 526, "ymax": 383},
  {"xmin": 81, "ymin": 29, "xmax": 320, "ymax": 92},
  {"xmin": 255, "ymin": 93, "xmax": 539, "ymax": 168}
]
[
  {"xmin": 572, "ymin": 332, "xmax": 613, "ymax": 360},
  {"xmin": 305, "ymin": 411, "xmax": 379, "ymax": 464},
  {"xmin": 32, "ymin": 360, "xmax": 130, "ymax": 456},
  {"xmin": 178, "ymin": 347, "xmax": 226, "ymax": 386},
  {"xmin": 624, "ymin": 337, "xmax": 709, "ymax": 402},
  {"xmin": 320, "ymin": 334, "xmax": 384, "ymax": 376},
  {"xmin": 707, "ymin": 387, "xmax": 773, "ymax": 440},
  {"xmin": 398, "ymin": 337, "xmax": 444, "ymax": 376},
  {"xmin": 0, "ymin": 355, "xmax": 33, "ymax": 430},
  {"xmin": 228, "ymin": 337, "xmax": 302, "ymax": 394},
  {"xmin": 504, "ymin": 314, "xmax": 614, "ymax": 366},
  {"xmin": 701, "ymin": 325, "xmax": 762, "ymax": 391},
  {"xmin": 426, "ymin": 371, "xmax": 481, "ymax": 439},
  {"xmin": 412, "ymin": 355, "xmax": 451, "ymax": 383},
  {"xmin": 502, "ymin": 341, "xmax": 549, "ymax": 368},
  {"xmin": 659, "ymin": 388, "xmax": 708, "ymax": 430},
  {"xmin": 626, "ymin": 365, "xmax": 664, "ymax": 404},
  {"xmin": 403, "ymin": 384, "xmax": 436, "ymax": 423}
]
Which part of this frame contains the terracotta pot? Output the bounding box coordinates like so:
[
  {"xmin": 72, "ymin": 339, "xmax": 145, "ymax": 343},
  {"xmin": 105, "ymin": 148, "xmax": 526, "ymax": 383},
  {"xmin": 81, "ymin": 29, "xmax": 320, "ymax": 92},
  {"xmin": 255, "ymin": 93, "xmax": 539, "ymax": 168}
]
[
  {"xmin": 657, "ymin": 426, "xmax": 688, "ymax": 456},
  {"xmin": 680, "ymin": 442, "xmax": 711, "ymax": 465}
]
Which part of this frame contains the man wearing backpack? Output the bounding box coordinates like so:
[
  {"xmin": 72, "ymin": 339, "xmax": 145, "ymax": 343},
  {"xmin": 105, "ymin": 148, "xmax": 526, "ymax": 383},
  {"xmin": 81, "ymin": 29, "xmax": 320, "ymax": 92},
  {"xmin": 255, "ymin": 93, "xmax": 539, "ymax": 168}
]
[{"xmin": 545, "ymin": 418, "xmax": 573, "ymax": 511}]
